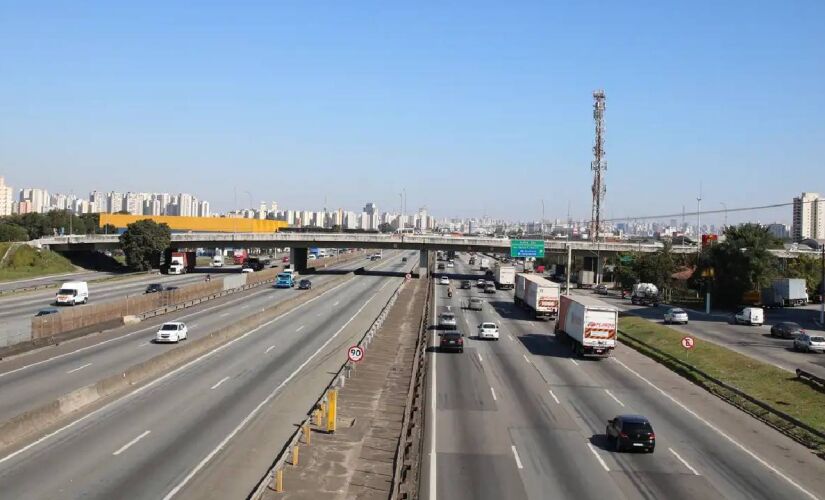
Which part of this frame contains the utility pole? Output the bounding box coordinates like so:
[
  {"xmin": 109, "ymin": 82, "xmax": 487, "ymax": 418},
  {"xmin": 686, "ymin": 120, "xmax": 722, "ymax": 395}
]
[
  {"xmin": 820, "ymin": 244, "xmax": 824, "ymax": 325},
  {"xmin": 590, "ymin": 90, "xmax": 607, "ymax": 243},
  {"xmin": 720, "ymin": 202, "xmax": 728, "ymax": 228}
]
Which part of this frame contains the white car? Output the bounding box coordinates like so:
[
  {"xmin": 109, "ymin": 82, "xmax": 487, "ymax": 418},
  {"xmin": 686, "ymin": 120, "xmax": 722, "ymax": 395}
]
[
  {"xmin": 478, "ymin": 322, "xmax": 500, "ymax": 340},
  {"xmin": 439, "ymin": 312, "xmax": 457, "ymax": 330},
  {"xmin": 156, "ymin": 322, "xmax": 188, "ymax": 343},
  {"xmin": 447, "ymin": 262, "xmax": 455, "ymax": 268},
  {"xmin": 242, "ymin": 267, "xmax": 254, "ymax": 273},
  {"xmin": 663, "ymin": 308, "xmax": 689, "ymax": 325},
  {"xmin": 794, "ymin": 333, "xmax": 825, "ymax": 353},
  {"xmin": 440, "ymin": 276, "xmax": 450, "ymax": 285}
]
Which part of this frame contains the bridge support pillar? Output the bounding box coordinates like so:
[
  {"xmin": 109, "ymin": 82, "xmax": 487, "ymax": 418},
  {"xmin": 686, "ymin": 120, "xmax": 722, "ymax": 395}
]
[
  {"xmin": 419, "ymin": 250, "xmax": 431, "ymax": 278},
  {"xmin": 291, "ymin": 247, "xmax": 309, "ymax": 273}
]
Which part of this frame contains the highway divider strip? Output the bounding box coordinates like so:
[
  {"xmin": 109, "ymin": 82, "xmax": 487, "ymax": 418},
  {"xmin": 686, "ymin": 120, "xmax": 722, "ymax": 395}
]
[
  {"xmin": 0, "ymin": 269, "xmax": 161, "ymax": 297},
  {"xmin": 0, "ymin": 272, "xmax": 357, "ymax": 454},
  {"xmin": 618, "ymin": 328, "xmax": 825, "ymax": 458}
]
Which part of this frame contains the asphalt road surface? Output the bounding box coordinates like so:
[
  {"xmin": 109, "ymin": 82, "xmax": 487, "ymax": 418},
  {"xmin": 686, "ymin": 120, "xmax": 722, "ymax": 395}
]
[{"xmin": 420, "ymin": 255, "xmax": 825, "ymax": 500}]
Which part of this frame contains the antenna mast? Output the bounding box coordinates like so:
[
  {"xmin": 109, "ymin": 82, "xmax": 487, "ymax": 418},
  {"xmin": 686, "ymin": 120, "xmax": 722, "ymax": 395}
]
[{"xmin": 591, "ymin": 90, "xmax": 607, "ymax": 241}]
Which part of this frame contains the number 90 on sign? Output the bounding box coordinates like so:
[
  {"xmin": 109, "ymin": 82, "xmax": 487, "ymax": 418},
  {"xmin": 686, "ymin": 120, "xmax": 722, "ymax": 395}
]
[{"xmin": 348, "ymin": 345, "xmax": 364, "ymax": 363}]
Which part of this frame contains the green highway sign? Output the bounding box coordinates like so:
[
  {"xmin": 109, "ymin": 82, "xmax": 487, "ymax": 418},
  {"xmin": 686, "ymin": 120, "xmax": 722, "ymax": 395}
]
[{"xmin": 510, "ymin": 239, "xmax": 545, "ymax": 258}]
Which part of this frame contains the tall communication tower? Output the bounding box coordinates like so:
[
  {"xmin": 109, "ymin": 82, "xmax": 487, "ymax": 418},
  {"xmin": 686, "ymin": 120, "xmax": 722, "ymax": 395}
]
[{"xmin": 590, "ymin": 90, "xmax": 606, "ymax": 240}]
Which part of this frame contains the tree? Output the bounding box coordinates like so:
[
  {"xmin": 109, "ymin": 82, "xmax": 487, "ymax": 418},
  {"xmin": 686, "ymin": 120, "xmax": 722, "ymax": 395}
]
[
  {"xmin": 786, "ymin": 254, "xmax": 822, "ymax": 295},
  {"xmin": 0, "ymin": 223, "xmax": 29, "ymax": 242},
  {"xmin": 119, "ymin": 220, "xmax": 171, "ymax": 271},
  {"xmin": 378, "ymin": 222, "xmax": 394, "ymax": 233}
]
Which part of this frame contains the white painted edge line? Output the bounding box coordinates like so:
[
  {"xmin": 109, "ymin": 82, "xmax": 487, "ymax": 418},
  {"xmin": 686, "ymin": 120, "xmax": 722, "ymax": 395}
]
[
  {"xmin": 210, "ymin": 376, "xmax": 230, "ymax": 390},
  {"xmin": 490, "ymin": 387, "xmax": 497, "ymax": 401},
  {"xmin": 265, "ymin": 345, "xmax": 276, "ymax": 354},
  {"xmin": 477, "ymin": 352, "xmax": 483, "ymax": 363},
  {"xmin": 508, "ymin": 334, "xmax": 515, "ymax": 342},
  {"xmin": 161, "ymin": 274, "xmax": 397, "ymax": 499},
  {"xmin": 137, "ymin": 341, "xmax": 150, "ymax": 348},
  {"xmin": 333, "ymin": 301, "xmax": 339, "ymax": 306},
  {"xmin": 522, "ymin": 354, "xmax": 531, "ymax": 364},
  {"xmin": 296, "ymin": 325, "xmax": 305, "ymax": 332},
  {"xmin": 66, "ymin": 362, "xmax": 92, "ymax": 374},
  {"xmin": 548, "ymin": 389, "xmax": 560, "ymax": 404},
  {"xmin": 668, "ymin": 447, "xmax": 700, "ymax": 476},
  {"xmin": 569, "ymin": 358, "xmax": 580, "ymax": 366},
  {"xmin": 586, "ymin": 442, "xmax": 610, "ymax": 472},
  {"xmin": 0, "ymin": 277, "xmax": 353, "ymax": 467},
  {"xmin": 113, "ymin": 430, "xmax": 151, "ymax": 456},
  {"xmin": 511, "ymin": 445, "xmax": 524, "ymax": 469},
  {"xmin": 219, "ymin": 312, "xmax": 230, "ymax": 318},
  {"xmin": 429, "ymin": 281, "xmax": 438, "ymax": 500},
  {"xmin": 604, "ymin": 389, "xmax": 625, "ymax": 407},
  {"xmin": 612, "ymin": 357, "xmax": 818, "ymax": 500}
]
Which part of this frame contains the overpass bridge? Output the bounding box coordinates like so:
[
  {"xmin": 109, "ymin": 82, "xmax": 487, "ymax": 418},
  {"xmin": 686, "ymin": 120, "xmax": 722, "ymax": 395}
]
[{"xmin": 32, "ymin": 233, "xmax": 810, "ymax": 274}]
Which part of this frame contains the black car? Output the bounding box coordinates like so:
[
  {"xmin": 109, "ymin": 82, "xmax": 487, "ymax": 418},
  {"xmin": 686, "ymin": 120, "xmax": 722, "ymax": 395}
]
[
  {"xmin": 145, "ymin": 283, "xmax": 165, "ymax": 294},
  {"xmin": 35, "ymin": 308, "xmax": 59, "ymax": 317},
  {"xmin": 437, "ymin": 263, "xmax": 445, "ymax": 270},
  {"xmin": 299, "ymin": 279, "xmax": 312, "ymax": 290},
  {"xmin": 439, "ymin": 331, "xmax": 464, "ymax": 353},
  {"xmin": 606, "ymin": 415, "xmax": 655, "ymax": 453},
  {"xmin": 402, "ymin": 257, "xmax": 408, "ymax": 263},
  {"xmin": 460, "ymin": 280, "xmax": 471, "ymax": 289},
  {"xmin": 770, "ymin": 321, "xmax": 804, "ymax": 339}
]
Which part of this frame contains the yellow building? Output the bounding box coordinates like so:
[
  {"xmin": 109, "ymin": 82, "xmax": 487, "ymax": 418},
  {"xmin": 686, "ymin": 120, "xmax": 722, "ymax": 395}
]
[{"xmin": 99, "ymin": 214, "xmax": 287, "ymax": 233}]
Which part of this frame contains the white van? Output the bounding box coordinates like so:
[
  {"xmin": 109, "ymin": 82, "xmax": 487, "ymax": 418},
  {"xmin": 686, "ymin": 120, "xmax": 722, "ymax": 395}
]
[
  {"xmin": 212, "ymin": 255, "xmax": 224, "ymax": 267},
  {"xmin": 734, "ymin": 307, "xmax": 764, "ymax": 326},
  {"xmin": 56, "ymin": 281, "xmax": 89, "ymax": 306}
]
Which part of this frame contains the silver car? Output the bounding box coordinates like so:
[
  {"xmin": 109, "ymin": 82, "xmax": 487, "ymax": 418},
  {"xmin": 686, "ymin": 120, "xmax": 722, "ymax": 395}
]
[
  {"xmin": 794, "ymin": 333, "xmax": 825, "ymax": 353},
  {"xmin": 439, "ymin": 312, "xmax": 457, "ymax": 330},
  {"xmin": 663, "ymin": 308, "xmax": 689, "ymax": 325}
]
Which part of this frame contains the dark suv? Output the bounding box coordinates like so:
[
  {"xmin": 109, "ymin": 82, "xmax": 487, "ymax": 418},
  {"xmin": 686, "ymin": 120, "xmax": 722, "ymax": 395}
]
[
  {"xmin": 145, "ymin": 283, "xmax": 165, "ymax": 294},
  {"xmin": 439, "ymin": 331, "xmax": 464, "ymax": 353},
  {"xmin": 606, "ymin": 415, "xmax": 655, "ymax": 453},
  {"xmin": 298, "ymin": 279, "xmax": 312, "ymax": 290},
  {"xmin": 460, "ymin": 280, "xmax": 471, "ymax": 289},
  {"xmin": 770, "ymin": 321, "xmax": 803, "ymax": 339}
]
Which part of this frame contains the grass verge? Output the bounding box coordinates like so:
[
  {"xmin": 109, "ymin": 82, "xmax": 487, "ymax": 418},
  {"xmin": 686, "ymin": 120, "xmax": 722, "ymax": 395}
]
[
  {"xmin": 619, "ymin": 315, "xmax": 825, "ymax": 456},
  {"xmin": 0, "ymin": 245, "xmax": 77, "ymax": 282}
]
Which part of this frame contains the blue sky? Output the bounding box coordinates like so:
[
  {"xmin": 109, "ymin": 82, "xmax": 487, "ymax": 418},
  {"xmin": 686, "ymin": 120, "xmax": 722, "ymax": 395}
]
[{"xmin": 1, "ymin": 1, "xmax": 822, "ymax": 224}]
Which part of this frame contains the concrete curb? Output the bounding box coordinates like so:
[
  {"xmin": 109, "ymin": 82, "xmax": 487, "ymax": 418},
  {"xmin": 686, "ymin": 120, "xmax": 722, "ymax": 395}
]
[{"xmin": 0, "ymin": 272, "xmax": 356, "ymax": 453}]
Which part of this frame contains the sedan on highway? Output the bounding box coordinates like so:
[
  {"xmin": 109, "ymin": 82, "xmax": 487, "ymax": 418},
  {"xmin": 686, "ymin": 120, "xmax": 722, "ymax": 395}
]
[
  {"xmin": 298, "ymin": 279, "xmax": 312, "ymax": 290},
  {"xmin": 460, "ymin": 280, "xmax": 471, "ymax": 289},
  {"xmin": 606, "ymin": 415, "xmax": 655, "ymax": 453},
  {"xmin": 242, "ymin": 267, "xmax": 254, "ymax": 273},
  {"xmin": 770, "ymin": 321, "xmax": 804, "ymax": 339},
  {"xmin": 439, "ymin": 276, "xmax": 450, "ymax": 286},
  {"xmin": 155, "ymin": 322, "xmax": 188, "ymax": 343},
  {"xmin": 145, "ymin": 283, "xmax": 165, "ymax": 294},
  {"xmin": 477, "ymin": 322, "xmax": 500, "ymax": 340},
  {"xmin": 594, "ymin": 284, "xmax": 608, "ymax": 295},
  {"xmin": 467, "ymin": 297, "xmax": 483, "ymax": 311},
  {"xmin": 35, "ymin": 308, "xmax": 59, "ymax": 317},
  {"xmin": 476, "ymin": 279, "xmax": 486, "ymax": 289},
  {"xmin": 439, "ymin": 331, "xmax": 464, "ymax": 353},
  {"xmin": 794, "ymin": 333, "xmax": 825, "ymax": 353},
  {"xmin": 439, "ymin": 312, "xmax": 457, "ymax": 330},
  {"xmin": 663, "ymin": 308, "xmax": 689, "ymax": 325}
]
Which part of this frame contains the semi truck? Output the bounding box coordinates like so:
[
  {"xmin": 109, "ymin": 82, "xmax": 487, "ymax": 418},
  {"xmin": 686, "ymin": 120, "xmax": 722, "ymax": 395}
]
[
  {"xmin": 631, "ymin": 283, "xmax": 660, "ymax": 306},
  {"xmin": 479, "ymin": 257, "xmax": 491, "ymax": 271},
  {"xmin": 760, "ymin": 278, "xmax": 809, "ymax": 307},
  {"xmin": 167, "ymin": 251, "xmax": 196, "ymax": 275},
  {"xmin": 493, "ymin": 263, "xmax": 516, "ymax": 290},
  {"xmin": 514, "ymin": 273, "xmax": 561, "ymax": 320},
  {"xmin": 555, "ymin": 295, "xmax": 618, "ymax": 358},
  {"xmin": 577, "ymin": 270, "xmax": 595, "ymax": 288}
]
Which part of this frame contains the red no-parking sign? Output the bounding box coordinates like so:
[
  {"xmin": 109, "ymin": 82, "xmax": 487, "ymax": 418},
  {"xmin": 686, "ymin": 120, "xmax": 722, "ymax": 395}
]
[{"xmin": 681, "ymin": 336, "xmax": 695, "ymax": 350}]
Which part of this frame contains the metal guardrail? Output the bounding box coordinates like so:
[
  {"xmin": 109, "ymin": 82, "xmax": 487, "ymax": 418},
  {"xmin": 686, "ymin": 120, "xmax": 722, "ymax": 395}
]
[
  {"xmin": 797, "ymin": 368, "xmax": 825, "ymax": 391},
  {"xmin": 248, "ymin": 272, "xmax": 409, "ymax": 499},
  {"xmin": 620, "ymin": 329, "xmax": 825, "ymax": 446}
]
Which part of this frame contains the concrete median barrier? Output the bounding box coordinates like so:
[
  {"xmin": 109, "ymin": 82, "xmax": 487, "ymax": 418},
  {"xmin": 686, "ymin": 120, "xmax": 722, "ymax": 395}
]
[{"xmin": 0, "ymin": 272, "xmax": 356, "ymax": 453}]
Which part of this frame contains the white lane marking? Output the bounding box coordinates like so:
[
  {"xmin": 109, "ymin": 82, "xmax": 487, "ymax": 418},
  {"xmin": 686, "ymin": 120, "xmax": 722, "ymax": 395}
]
[
  {"xmin": 0, "ymin": 262, "xmax": 370, "ymax": 379},
  {"xmin": 113, "ymin": 430, "xmax": 151, "ymax": 456},
  {"xmin": 604, "ymin": 389, "xmax": 625, "ymax": 407},
  {"xmin": 569, "ymin": 358, "xmax": 580, "ymax": 366},
  {"xmin": 161, "ymin": 275, "xmax": 398, "ymax": 500},
  {"xmin": 241, "ymin": 304, "xmax": 249, "ymax": 309},
  {"xmin": 490, "ymin": 387, "xmax": 497, "ymax": 401},
  {"xmin": 210, "ymin": 376, "xmax": 230, "ymax": 390},
  {"xmin": 429, "ymin": 281, "xmax": 438, "ymax": 500},
  {"xmin": 477, "ymin": 353, "xmax": 483, "ymax": 363},
  {"xmin": 511, "ymin": 445, "xmax": 524, "ymax": 469},
  {"xmin": 522, "ymin": 354, "xmax": 531, "ymax": 364},
  {"xmin": 587, "ymin": 442, "xmax": 610, "ymax": 472},
  {"xmin": 189, "ymin": 323, "xmax": 198, "ymax": 328},
  {"xmin": 219, "ymin": 312, "xmax": 230, "ymax": 317},
  {"xmin": 612, "ymin": 357, "xmax": 818, "ymax": 500},
  {"xmin": 296, "ymin": 325, "xmax": 305, "ymax": 332},
  {"xmin": 548, "ymin": 390, "xmax": 560, "ymax": 404},
  {"xmin": 137, "ymin": 341, "xmax": 150, "ymax": 348},
  {"xmin": 0, "ymin": 277, "xmax": 354, "ymax": 468},
  {"xmin": 508, "ymin": 334, "xmax": 515, "ymax": 342},
  {"xmin": 333, "ymin": 301, "xmax": 339, "ymax": 306},
  {"xmin": 66, "ymin": 363, "xmax": 92, "ymax": 374},
  {"xmin": 265, "ymin": 345, "xmax": 276, "ymax": 353},
  {"xmin": 669, "ymin": 447, "xmax": 700, "ymax": 476}
]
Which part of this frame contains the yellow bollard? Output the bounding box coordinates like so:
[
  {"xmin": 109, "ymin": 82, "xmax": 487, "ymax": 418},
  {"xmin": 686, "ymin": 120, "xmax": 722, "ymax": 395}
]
[
  {"xmin": 304, "ymin": 423, "xmax": 311, "ymax": 445},
  {"xmin": 326, "ymin": 389, "xmax": 338, "ymax": 433},
  {"xmin": 271, "ymin": 469, "xmax": 283, "ymax": 492},
  {"xmin": 292, "ymin": 444, "xmax": 300, "ymax": 466}
]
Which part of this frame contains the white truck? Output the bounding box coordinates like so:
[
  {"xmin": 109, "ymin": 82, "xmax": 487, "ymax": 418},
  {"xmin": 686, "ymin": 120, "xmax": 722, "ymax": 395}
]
[
  {"xmin": 577, "ymin": 270, "xmax": 595, "ymax": 288},
  {"xmin": 514, "ymin": 273, "xmax": 560, "ymax": 320},
  {"xmin": 555, "ymin": 294, "xmax": 617, "ymax": 358},
  {"xmin": 493, "ymin": 263, "xmax": 516, "ymax": 290},
  {"xmin": 479, "ymin": 257, "xmax": 491, "ymax": 271}
]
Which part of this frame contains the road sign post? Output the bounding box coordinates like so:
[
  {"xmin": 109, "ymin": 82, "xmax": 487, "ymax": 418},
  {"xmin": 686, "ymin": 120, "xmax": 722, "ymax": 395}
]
[
  {"xmin": 510, "ymin": 240, "xmax": 545, "ymax": 259},
  {"xmin": 681, "ymin": 336, "xmax": 695, "ymax": 360}
]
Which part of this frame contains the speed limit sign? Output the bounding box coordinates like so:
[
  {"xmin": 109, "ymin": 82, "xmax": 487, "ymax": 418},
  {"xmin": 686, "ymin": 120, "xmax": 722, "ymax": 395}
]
[
  {"xmin": 348, "ymin": 345, "xmax": 364, "ymax": 363},
  {"xmin": 681, "ymin": 336, "xmax": 695, "ymax": 350}
]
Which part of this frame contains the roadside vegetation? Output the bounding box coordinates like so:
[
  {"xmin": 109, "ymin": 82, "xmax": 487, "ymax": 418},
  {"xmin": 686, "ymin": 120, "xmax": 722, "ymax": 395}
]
[
  {"xmin": 0, "ymin": 244, "xmax": 77, "ymax": 281},
  {"xmin": 119, "ymin": 219, "xmax": 171, "ymax": 271},
  {"xmin": 619, "ymin": 316, "xmax": 825, "ymax": 454},
  {"xmin": 0, "ymin": 211, "xmax": 116, "ymax": 241}
]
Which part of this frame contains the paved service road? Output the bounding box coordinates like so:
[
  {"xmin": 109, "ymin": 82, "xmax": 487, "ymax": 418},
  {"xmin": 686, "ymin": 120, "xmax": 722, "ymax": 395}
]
[
  {"xmin": 0, "ymin": 251, "xmax": 418, "ymax": 500},
  {"xmin": 0, "ymin": 255, "xmax": 381, "ymax": 424},
  {"xmin": 587, "ymin": 290, "xmax": 825, "ymax": 379},
  {"xmin": 421, "ymin": 255, "xmax": 825, "ymax": 500}
]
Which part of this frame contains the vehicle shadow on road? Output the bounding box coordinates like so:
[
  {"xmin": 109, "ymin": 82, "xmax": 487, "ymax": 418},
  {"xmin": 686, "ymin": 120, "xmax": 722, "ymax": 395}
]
[
  {"xmin": 518, "ymin": 333, "xmax": 582, "ymax": 360},
  {"xmin": 588, "ymin": 434, "xmax": 614, "ymax": 452},
  {"xmin": 487, "ymin": 300, "xmax": 537, "ymax": 323}
]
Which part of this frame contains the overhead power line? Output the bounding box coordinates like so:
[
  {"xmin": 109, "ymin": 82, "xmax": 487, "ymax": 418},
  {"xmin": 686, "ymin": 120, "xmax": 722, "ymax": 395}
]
[{"xmin": 595, "ymin": 200, "xmax": 803, "ymax": 224}]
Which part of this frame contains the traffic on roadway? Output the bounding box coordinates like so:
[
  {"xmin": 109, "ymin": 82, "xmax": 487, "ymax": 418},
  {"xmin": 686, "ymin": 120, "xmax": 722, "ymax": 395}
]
[{"xmin": 421, "ymin": 253, "xmax": 825, "ymax": 500}]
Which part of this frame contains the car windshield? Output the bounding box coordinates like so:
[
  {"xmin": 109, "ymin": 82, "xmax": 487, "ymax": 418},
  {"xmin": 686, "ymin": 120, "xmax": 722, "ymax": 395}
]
[
  {"xmin": 481, "ymin": 323, "xmax": 496, "ymax": 329},
  {"xmin": 161, "ymin": 324, "xmax": 179, "ymax": 331},
  {"xmin": 441, "ymin": 313, "xmax": 455, "ymax": 320},
  {"xmin": 441, "ymin": 332, "xmax": 461, "ymax": 339},
  {"xmin": 57, "ymin": 289, "xmax": 76, "ymax": 295},
  {"xmin": 622, "ymin": 421, "xmax": 652, "ymax": 432},
  {"xmin": 671, "ymin": 309, "xmax": 685, "ymax": 314},
  {"xmin": 782, "ymin": 322, "xmax": 801, "ymax": 329},
  {"xmin": 810, "ymin": 336, "xmax": 825, "ymax": 343},
  {"xmin": 278, "ymin": 274, "xmax": 290, "ymax": 279},
  {"xmin": 470, "ymin": 298, "xmax": 482, "ymax": 303}
]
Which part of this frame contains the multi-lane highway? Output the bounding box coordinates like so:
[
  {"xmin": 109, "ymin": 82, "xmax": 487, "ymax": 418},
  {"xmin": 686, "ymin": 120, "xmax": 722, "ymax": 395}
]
[
  {"xmin": 0, "ymin": 251, "xmax": 418, "ymax": 499},
  {"xmin": 421, "ymin": 255, "xmax": 825, "ymax": 500}
]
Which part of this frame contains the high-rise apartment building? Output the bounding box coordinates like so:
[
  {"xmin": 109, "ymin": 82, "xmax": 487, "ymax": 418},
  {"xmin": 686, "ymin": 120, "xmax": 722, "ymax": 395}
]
[
  {"xmin": 792, "ymin": 192, "xmax": 825, "ymax": 241},
  {"xmin": 0, "ymin": 177, "xmax": 13, "ymax": 216}
]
